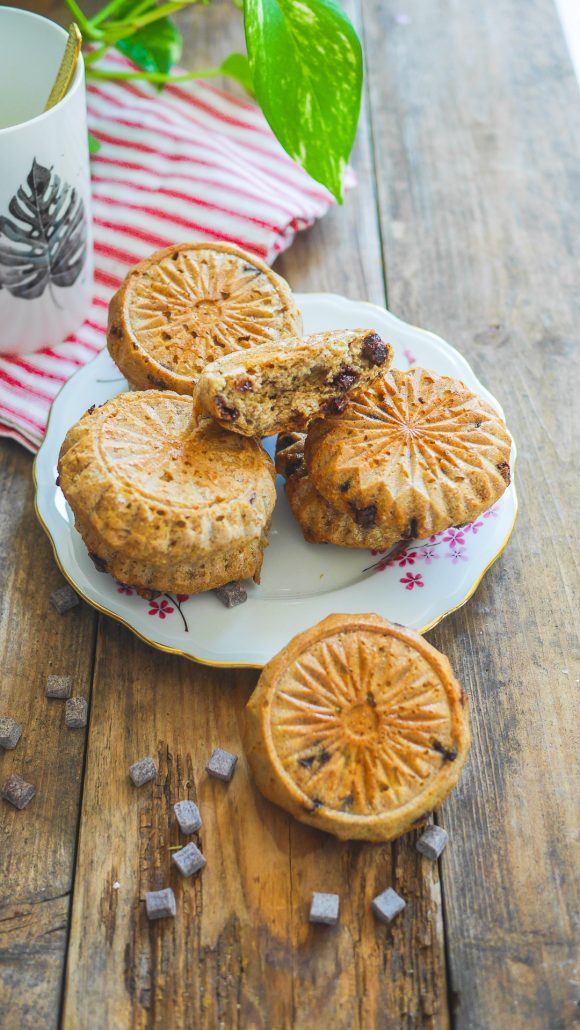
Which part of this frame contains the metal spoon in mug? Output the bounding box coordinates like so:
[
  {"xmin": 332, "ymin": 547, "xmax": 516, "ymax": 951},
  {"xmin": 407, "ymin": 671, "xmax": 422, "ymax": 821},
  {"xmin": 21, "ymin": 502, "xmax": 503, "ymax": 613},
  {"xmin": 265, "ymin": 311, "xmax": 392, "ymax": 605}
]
[{"xmin": 44, "ymin": 23, "xmax": 82, "ymax": 112}]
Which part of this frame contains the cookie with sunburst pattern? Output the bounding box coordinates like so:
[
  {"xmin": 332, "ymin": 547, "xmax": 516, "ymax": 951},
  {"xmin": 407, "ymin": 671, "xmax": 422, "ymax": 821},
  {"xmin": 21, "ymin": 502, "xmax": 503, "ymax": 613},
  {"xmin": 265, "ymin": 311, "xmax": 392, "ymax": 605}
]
[
  {"xmin": 305, "ymin": 368, "xmax": 512, "ymax": 539},
  {"xmin": 58, "ymin": 391, "xmax": 276, "ymax": 594},
  {"xmin": 276, "ymin": 432, "xmax": 401, "ymax": 550},
  {"xmin": 245, "ymin": 613, "xmax": 470, "ymax": 841},
  {"xmin": 107, "ymin": 242, "xmax": 302, "ymax": 394}
]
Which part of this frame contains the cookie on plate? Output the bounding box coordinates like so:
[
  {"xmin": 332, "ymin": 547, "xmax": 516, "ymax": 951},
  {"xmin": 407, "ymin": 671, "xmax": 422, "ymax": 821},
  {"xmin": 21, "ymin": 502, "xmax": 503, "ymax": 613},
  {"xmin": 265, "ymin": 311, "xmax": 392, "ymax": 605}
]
[
  {"xmin": 107, "ymin": 242, "xmax": 302, "ymax": 395},
  {"xmin": 58, "ymin": 392, "xmax": 276, "ymax": 595},
  {"xmin": 194, "ymin": 330, "xmax": 393, "ymax": 437},
  {"xmin": 305, "ymin": 367, "xmax": 512, "ymax": 538},
  {"xmin": 245, "ymin": 613, "xmax": 470, "ymax": 842},
  {"xmin": 276, "ymin": 432, "xmax": 401, "ymax": 550}
]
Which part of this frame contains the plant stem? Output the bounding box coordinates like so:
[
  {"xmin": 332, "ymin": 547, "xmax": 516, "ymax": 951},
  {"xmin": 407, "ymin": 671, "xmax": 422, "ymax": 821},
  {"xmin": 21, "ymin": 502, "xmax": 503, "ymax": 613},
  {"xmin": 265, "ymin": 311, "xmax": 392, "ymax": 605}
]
[
  {"xmin": 104, "ymin": 0, "xmax": 202, "ymax": 36},
  {"xmin": 86, "ymin": 64, "xmax": 223, "ymax": 83},
  {"xmin": 124, "ymin": 0, "xmax": 158, "ymax": 18},
  {"xmin": 89, "ymin": 0, "xmax": 137, "ymax": 28},
  {"xmin": 83, "ymin": 43, "xmax": 108, "ymax": 66},
  {"xmin": 64, "ymin": 0, "xmax": 103, "ymax": 39}
]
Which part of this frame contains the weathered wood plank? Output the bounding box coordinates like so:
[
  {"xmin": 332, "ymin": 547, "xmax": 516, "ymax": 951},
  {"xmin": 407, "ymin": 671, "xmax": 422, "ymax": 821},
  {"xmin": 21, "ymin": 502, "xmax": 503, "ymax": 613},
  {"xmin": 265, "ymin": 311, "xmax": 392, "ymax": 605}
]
[
  {"xmin": 0, "ymin": 441, "xmax": 98, "ymax": 1029},
  {"xmin": 362, "ymin": 0, "xmax": 580, "ymax": 1025},
  {"xmin": 60, "ymin": 1, "xmax": 450, "ymax": 1026}
]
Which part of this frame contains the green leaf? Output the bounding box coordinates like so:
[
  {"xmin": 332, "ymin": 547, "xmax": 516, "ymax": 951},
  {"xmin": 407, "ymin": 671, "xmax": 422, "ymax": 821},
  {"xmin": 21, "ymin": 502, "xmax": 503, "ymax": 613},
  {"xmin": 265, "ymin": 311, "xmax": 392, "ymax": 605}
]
[
  {"xmin": 88, "ymin": 131, "xmax": 102, "ymax": 154},
  {"xmin": 115, "ymin": 15, "xmax": 182, "ymax": 75},
  {"xmin": 243, "ymin": 0, "xmax": 362, "ymax": 202},
  {"xmin": 219, "ymin": 53, "xmax": 255, "ymax": 97}
]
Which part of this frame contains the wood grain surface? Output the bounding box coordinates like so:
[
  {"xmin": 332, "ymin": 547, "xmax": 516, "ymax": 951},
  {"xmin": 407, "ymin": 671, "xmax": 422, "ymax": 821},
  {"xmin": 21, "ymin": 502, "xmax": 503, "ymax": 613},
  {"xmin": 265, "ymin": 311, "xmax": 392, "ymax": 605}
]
[{"xmin": 1, "ymin": 0, "xmax": 578, "ymax": 1027}]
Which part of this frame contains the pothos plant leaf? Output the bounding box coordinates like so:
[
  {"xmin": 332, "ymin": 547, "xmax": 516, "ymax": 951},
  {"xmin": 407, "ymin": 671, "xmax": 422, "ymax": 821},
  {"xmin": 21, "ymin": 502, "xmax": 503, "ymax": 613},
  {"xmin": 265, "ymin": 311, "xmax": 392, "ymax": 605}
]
[
  {"xmin": 243, "ymin": 0, "xmax": 362, "ymax": 202},
  {"xmin": 219, "ymin": 52, "xmax": 255, "ymax": 96},
  {"xmin": 116, "ymin": 15, "xmax": 183, "ymax": 75},
  {"xmin": 0, "ymin": 159, "xmax": 87, "ymax": 299}
]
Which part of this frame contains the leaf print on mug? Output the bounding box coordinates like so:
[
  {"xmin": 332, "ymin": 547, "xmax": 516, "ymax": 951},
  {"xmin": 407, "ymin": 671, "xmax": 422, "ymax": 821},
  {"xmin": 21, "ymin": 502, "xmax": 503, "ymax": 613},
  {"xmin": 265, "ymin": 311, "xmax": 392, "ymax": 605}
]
[{"xmin": 0, "ymin": 159, "xmax": 87, "ymax": 299}]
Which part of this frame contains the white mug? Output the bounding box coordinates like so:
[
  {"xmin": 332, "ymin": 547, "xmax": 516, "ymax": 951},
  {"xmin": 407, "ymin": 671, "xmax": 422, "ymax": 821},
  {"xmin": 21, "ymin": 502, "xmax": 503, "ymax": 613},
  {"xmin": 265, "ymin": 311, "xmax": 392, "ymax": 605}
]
[{"xmin": 0, "ymin": 7, "xmax": 93, "ymax": 354}]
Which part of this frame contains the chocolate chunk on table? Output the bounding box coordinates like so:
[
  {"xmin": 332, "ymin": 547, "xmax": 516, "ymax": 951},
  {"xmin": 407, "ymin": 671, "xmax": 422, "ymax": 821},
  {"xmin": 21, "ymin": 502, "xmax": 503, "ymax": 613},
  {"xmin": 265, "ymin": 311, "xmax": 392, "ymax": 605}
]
[
  {"xmin": 172, "ymin": 843, "xmax": 206, "ymax": 878},
  {"xmin": 2, "ymin": 774, "xmax": 36, "ymax": 810},
  {"xmin": 145, "ymin": 888, "xmax": 176, "ymax": 921},
  {"xmin": 129, "ymin": 756, "xmax": 157, "ymax": 787},
  {"xmin": 46, "ymin": 675, "xmax": 73, "ymax": 699},
  {"xmin": 174, "ymin": 800, "xmax": 202, "ymax": 834},
  {"xmin": 372, "ymin": 888, "xmax": 406, "ymax": 924},
  {"xmin": 65, "ymin": 697, "xmax": 88, "ymax": 729},
  {"xmin": 50, "ymin": 585, "xmax": 80, "ymax": 614},
  {"xmin": 416, "ymin": 825, "xmax": 449, "ymax": 861},
  {"xmin": 0, "ymin": 716, "xmax": 22, "ymax": 750},
  {"xmin": 207, "ymin": 747, "xmax": 237, "ymax": 782},
  {"xmin": 309, "ymin": 892, "xmax": 340, "ymax": 926}
]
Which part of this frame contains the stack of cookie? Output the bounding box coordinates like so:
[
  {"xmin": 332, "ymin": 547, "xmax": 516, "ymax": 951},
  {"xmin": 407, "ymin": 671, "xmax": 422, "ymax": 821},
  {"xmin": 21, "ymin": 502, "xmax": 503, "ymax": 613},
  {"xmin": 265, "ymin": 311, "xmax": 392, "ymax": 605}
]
[
  {"xmin": 58, "ymin": 241, "xmax": 303, "ymax": 596},
  {"xmin": 57, "ymin": 240, "xmax": 512, "ymax": 599}
]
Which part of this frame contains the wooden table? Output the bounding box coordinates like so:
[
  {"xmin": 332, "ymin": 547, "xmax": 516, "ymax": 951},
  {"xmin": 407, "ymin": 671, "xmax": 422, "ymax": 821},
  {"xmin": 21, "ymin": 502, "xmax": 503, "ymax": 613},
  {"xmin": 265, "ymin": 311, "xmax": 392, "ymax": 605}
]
[{"xmin": 1, "ymin": 1, "xmax": 578, "ymax": 1026}]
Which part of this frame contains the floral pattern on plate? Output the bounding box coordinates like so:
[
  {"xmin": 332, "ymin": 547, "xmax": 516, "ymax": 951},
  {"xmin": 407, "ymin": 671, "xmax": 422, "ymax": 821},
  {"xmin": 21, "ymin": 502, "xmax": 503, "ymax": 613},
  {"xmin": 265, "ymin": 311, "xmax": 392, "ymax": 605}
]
[{"xmin": 364, "ymin": 504, "xmax": 502, "ymax": 587}]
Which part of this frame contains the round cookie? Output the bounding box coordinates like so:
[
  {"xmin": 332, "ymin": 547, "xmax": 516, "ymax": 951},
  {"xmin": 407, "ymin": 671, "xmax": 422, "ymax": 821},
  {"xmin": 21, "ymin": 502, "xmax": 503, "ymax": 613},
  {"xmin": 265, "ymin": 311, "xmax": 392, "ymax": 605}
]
[
  {"xmin": 245, "ymin": 613, "xmax": 470, "ymax": 842},
  {"xmin": 305, "ymin": 367, "xmax": 513, "ymax": 538},
  {"xmin": 276, "ymin": 433, "xmax": 401, "ymax": 550},
  {"xmin": 58, "ymin": 391, "xmax": 276, "ymax": 594},
  {"xmin": 107, "ymin": 242, "xmax": 303, "ymax": 395}
]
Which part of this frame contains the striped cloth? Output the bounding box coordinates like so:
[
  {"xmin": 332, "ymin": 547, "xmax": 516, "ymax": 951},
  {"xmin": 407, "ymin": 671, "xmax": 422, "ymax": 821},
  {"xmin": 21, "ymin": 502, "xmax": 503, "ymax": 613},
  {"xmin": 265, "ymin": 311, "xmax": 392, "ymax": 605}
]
[{"xmin": 0, "ymin": 52, "xmax": 345, "ymax": 452}]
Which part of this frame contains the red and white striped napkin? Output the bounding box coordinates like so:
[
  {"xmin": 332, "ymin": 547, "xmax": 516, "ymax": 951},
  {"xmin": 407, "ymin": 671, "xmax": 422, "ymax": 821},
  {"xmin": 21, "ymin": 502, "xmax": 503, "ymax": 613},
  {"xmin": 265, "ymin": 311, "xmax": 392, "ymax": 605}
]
[{"xmin": 0, "ymin": 52, "xmax": 347, "ymax": 452}]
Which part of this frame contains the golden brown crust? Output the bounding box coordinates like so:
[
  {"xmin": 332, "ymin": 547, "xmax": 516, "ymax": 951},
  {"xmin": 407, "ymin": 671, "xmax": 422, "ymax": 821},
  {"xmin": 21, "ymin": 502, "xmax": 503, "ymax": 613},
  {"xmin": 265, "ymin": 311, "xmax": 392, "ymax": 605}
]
[
  {"xmin": 275, "ymin": 433, "xmax": 401, "ymax": 550},
  {"xmin": 285, "ymin": 475, "xmax": 402, "ymax": 550},
  {"xmin": 305, "ymin": 368, "xmax": 513, "ymax": 538},
  {"xmin": 107, "ymin": 242, "xmax": 302, "ymax": 395},
  {"xmin": 58, "ymin": 391, "xmax": 276, "ymax": 593},
  {"xmin": 245, "ymin": 613, "xmax": 470, "ymax": 841},
  {"xmin": 194, "ymin": 330, "xmax": 393, "ymax": 436},
  {"xmin": 84, "ymin": 536, "xmax": 267, "ymax": 595}
]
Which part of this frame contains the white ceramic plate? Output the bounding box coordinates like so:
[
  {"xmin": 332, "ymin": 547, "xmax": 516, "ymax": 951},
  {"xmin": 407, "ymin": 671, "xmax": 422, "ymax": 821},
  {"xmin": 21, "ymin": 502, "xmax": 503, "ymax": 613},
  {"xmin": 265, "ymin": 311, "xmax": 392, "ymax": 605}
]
[{"xmin": 34, "ymin": 293, "xmax": 518, "ymax": 667}]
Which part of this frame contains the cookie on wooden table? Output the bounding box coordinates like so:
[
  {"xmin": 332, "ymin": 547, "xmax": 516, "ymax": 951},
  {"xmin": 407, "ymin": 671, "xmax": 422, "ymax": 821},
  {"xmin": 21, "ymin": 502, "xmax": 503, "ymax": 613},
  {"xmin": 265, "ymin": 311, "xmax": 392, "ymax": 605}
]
[
  {"xmin": 107, "ymin": 242, "xmax": 302, "ymax": 395},
  {"xmin": 305, "ymin": 368, "xmax": 512, "ymax": 538},
  {"xmin": 58, "ymin": 392, "xmax": 276, "ymax": 595},
  {"xmin": 245, "ymin": 613, "xmax": 470, "ymax": 842},
  {"xmin": 276, "ymin": 432, "xmax": 401, "ymax": 550},
  {"xmin": 194, "ymin": 330, "xmax": 393, "ymax": 437}
]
